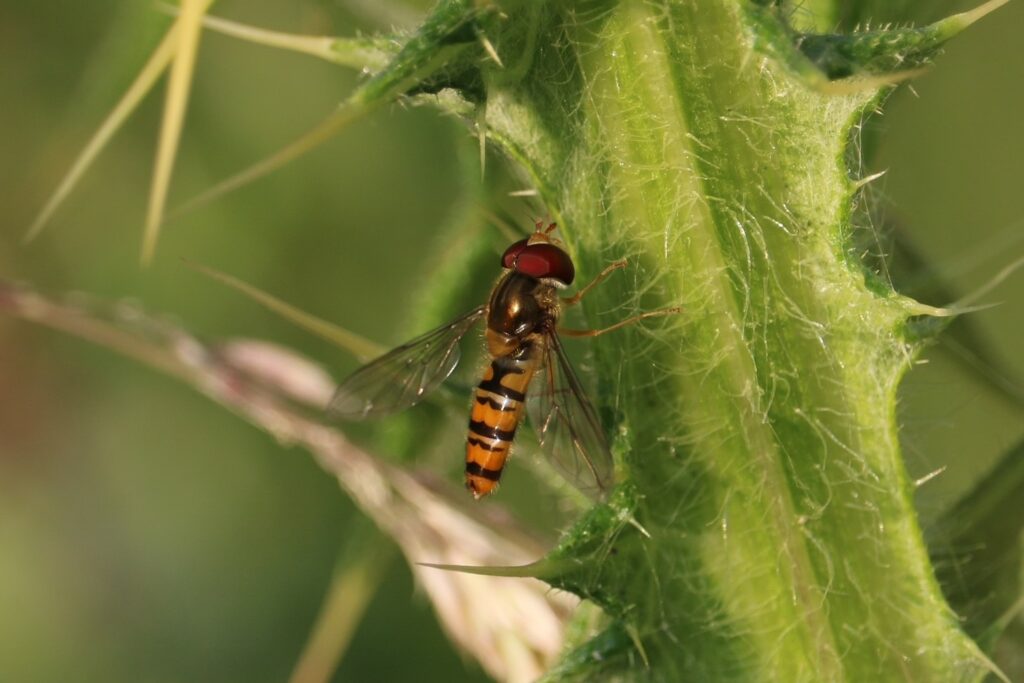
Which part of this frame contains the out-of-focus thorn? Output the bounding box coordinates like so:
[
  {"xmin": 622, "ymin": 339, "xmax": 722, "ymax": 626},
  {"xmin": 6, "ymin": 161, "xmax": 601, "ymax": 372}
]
[{"xmin": 141, "ymin": 0, "xmax": 210, "ymax": 265}]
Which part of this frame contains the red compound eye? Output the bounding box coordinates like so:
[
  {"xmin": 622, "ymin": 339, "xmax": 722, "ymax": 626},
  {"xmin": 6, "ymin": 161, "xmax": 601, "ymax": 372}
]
[
  {"xmin": 501, "ymin": 238, "xmax": 530, "ymax": 269},
  {"xmin": 513, "ymin": 243, "xmax": 575, "ymax": 285}
]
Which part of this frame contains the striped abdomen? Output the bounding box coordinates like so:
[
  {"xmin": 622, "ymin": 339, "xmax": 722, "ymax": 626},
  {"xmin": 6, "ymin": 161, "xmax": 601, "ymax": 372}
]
[{"xmin": 465, "ymin": 348, "xmax": 538, "ymax": 498}]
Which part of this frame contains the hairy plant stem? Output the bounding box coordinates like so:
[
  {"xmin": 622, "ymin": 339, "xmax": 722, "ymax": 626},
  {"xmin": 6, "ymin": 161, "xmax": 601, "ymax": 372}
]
[{"xmin": 455, "ymin": 1, "xmax": 999, "ymax": 679}]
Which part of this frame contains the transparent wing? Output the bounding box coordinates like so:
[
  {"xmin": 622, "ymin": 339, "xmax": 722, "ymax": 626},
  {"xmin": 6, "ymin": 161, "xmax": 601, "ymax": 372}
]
[
  {"xmin": 527, "ymin": 332, "xmax": 614, "ymax": 499},
  {"xmin": 328, "ymin": 306, "xmax": 485, "ymax": 420}
]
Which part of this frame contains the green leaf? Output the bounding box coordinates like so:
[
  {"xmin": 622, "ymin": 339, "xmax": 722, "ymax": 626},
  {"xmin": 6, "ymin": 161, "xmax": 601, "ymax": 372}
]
[
  {"xmin": 794, "ymin": 0, "xmax": 1009, "ymax": 82},
  {"xmin": 738, "ymin": 0, "xmax": 1009, "ymax": 93}
]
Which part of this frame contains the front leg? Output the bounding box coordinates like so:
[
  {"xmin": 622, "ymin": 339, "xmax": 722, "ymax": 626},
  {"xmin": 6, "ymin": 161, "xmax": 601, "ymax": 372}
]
[
  {"xmin": 559, "ymin": 307, "xmax": 681, "ymax": 338},
  {"xmin": 561, "ymin": 259, "xmax": 629, "ymax": 306}
]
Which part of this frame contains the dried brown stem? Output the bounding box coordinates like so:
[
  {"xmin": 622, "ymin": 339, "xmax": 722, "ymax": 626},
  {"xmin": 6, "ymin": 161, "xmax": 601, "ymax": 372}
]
[{"xmin": 0, "ymin": 280, "xmax": 576, "ymax": 683}]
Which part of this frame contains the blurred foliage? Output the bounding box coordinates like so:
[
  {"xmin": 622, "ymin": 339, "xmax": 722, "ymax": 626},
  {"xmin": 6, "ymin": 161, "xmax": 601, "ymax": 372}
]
[{"xmin": 0, "ymin": 0, "xmax": 1021, "ymax": 681}]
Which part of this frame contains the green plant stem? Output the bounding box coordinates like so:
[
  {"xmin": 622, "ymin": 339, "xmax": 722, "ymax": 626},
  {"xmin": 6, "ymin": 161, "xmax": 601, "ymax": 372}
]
[{"xmin": 452, "ymin": 1, "xmax": 1003, "ymax": 679}]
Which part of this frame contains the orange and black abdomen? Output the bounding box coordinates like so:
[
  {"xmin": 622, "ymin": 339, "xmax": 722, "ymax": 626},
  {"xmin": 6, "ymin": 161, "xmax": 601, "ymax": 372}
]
[{"xmin": 465, "ymin": 348, "xmax": 538, "ymax": 498}]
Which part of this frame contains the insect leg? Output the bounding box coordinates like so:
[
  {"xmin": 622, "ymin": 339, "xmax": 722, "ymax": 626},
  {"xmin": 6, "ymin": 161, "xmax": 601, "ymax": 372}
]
[
  {"xmin": 561, "ymin": 259, "xmax": 629, "ymax": 306},
  {"xmin": 559, "ymin": 307, "xmax": 681, "ymax": 338}
]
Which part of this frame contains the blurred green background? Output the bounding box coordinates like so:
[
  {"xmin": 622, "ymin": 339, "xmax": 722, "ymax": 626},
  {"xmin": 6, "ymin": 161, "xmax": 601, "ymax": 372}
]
[{"xmin": 0, "ymin": 1, "xmax": 1020, "ymax": 681}]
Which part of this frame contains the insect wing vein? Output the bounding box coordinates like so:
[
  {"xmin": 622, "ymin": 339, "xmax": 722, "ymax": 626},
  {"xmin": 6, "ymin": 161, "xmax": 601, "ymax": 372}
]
[
  {"xmin": 328, "ymin": 306, "xmax": 485, "ymax": 419},
  {"xmin": 527, "ymin": 331, "xmax": 614, "ymax": 498}
]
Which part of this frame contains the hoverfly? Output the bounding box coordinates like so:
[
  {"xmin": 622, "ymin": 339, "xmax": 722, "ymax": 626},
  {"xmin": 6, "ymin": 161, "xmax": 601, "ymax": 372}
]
[{"xmin": 328, "ymin": 223, "xmax": 677, "ymax": 499}]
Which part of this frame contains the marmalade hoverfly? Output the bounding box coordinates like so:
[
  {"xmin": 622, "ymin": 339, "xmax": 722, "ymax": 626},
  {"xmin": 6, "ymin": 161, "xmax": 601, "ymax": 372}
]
[{"xmin": 328, "ymin": 223, "xmax": 677, "ymax": 499}]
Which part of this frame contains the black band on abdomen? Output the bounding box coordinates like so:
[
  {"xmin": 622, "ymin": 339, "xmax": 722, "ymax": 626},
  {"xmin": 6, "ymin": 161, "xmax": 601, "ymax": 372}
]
[
  {"xmin": 468, "ymin": 419, "xmax": 517, "ymax": 442},
  {"xmin": 465, "ymin": 460, "xmax": 503, "ymax": 481},
  {"xmin": 478, "ymin": 358, "xmax": 528, "ymax": 402}
]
